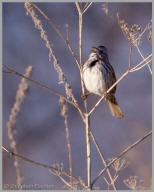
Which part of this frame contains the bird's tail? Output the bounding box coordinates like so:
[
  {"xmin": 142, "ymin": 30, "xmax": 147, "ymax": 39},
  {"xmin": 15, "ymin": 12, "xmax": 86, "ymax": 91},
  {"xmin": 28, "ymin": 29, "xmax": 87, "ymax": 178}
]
[{"xmin": 106, "ymin": 94, "xmax": 124, "ymax": 119}]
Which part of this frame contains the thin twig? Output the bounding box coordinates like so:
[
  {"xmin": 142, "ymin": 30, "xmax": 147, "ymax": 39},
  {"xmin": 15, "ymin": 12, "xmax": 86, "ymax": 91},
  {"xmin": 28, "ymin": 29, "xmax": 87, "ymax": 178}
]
[
  {"xmin": 136, "ymin": 45, "xmax": 152, "ymax": 75},
  {"xmin": 2, "ymin": 146, "xmax": 87, "ymax": 189},
  {"xmin": 91, "ymin": 130, "xmax": 152, "ymax": 187},
  {"xmin": 56, "ymin": 174, "xmax": 76, "ymax": 190},
  {"xmin": 3, "ymin": 64, "xmax": 85, "ymax": 122},
  {"xmin": 90, "ymin": 131, "xmax": 117, "ymax": 191},
  {"xmin": 50, "ymin": 169, "xmax": 76, "ymax": 190},
  {"xmin": 129, "ymin": 58, "xmax": 152, "ymax": 72},
  {"xmin": 75, "ymin": 2, "xmax": 83, "ymax": 66},
  {"xmin": 134, "ymin": 20, "xmax": 151, "ymax": 45},
  {"xmin": 82, "ymin": 3, "xmax": 89, "ymax": 13},
  {"xmin": 82, "ymin": 2, "xmax": 93, "ymax": 14},
  {"xmin": 128, "ymin": 45, "xmax": 133, "ymax": 70},
  {"xmin": 130, "ymin": 53, "xmax": 152, "ymax": 71}
]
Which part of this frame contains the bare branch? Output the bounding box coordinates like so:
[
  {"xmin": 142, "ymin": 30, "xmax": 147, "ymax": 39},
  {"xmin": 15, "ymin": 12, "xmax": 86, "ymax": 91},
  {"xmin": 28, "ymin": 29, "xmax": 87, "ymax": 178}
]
[
  {"xmin": 3, "ymin": 64, "xmax": 85, "ymax": 122},
  {"xmin": 2, "ymin": 146, "xmax": 87, "ymax": 189}
]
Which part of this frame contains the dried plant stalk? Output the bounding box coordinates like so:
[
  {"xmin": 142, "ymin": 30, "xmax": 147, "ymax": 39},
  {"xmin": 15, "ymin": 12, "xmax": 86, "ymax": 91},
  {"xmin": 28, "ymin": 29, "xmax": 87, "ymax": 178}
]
[
  {"xmin": 123, "ymin": 176, "xmax": 146, "ymax": 190},
  {"xmin": 7, "ymin": 66, "xmax": 33, "ymax": 187},
  {"xmin": 75, "ymin": 3, "xmax": 91, "ymax": 189},
  {"xmin": 3, "ymin": 3, "xmax": 152, "ymax": 190},
  {"xmin": 31, "ymin": 3, "xmax": 80, "ymax": 69},
  {"xmin": 25, "ymin": 2, "xmax": 77, "ymax": 105},
  {"xmin": 102, "ymin": 3, "xmax": 108, "ymax": 16},
  {"xmin": 85, "ymin": 114, "xmax": 91, "ymax": 189},
  {"xmin": 117, "ymin": 13, "xmax": 152, "ymax": 74},
  {"xmin": 117, "ymin": 13, "xmax": 142, "ymax": 46},
  {"xmin": 59, "ymin": 97, "xmax": 73, "ymax": 187}
]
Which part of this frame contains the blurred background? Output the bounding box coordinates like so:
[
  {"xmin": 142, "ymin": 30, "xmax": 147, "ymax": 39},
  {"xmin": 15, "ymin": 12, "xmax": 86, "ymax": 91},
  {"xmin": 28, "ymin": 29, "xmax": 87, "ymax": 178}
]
[{"xmin": 3, "ymin": 2, "xmax": 152, "ymax": 190}]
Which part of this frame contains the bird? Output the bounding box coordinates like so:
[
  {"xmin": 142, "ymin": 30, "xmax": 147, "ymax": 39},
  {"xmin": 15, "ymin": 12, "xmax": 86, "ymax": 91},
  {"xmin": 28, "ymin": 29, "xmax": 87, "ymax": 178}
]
[{"xmin": 82, "ymin": 45, "xmax": 124, "ymax": 119}]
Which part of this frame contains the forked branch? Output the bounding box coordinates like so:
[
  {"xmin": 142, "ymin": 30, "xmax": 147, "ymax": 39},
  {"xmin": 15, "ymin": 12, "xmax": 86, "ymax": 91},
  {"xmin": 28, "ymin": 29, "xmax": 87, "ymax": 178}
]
[{"xmin": 91, "ymin": 130, "xmax": 152, "ymax": 187}]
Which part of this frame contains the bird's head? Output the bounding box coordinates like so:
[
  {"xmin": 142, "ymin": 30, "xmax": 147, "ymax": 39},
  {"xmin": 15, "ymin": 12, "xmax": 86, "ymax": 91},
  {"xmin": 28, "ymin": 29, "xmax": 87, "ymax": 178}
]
[{"xmin": 92, "ymin": 46, "xmax": 108, "ymax": 61}]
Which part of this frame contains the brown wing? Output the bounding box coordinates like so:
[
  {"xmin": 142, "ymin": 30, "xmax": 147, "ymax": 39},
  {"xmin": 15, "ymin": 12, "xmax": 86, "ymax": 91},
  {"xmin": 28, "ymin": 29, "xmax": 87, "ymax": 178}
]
[{"xmin": 101, "ymin": 60, "xmax": 117, "ymax": 94}]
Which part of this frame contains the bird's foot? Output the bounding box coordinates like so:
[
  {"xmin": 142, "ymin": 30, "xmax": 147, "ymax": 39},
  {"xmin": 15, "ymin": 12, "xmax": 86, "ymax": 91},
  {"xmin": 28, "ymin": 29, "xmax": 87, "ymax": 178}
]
[{"xmin": 82, "ymin": 93, "xmax": 91, "ymax": 100}]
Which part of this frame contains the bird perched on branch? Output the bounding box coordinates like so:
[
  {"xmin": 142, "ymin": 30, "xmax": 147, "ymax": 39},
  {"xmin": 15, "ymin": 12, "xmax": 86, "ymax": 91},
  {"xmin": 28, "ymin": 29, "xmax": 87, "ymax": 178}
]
[{"xmin": 83, "ymin": 46, "xmax": 124, "ymax": 119}]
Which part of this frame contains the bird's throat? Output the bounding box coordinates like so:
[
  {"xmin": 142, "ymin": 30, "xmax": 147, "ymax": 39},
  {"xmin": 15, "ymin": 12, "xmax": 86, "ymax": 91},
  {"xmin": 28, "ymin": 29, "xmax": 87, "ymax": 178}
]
[{"xmin": 89, "ymin": 60, "xmax": 98, "ymax": 68}]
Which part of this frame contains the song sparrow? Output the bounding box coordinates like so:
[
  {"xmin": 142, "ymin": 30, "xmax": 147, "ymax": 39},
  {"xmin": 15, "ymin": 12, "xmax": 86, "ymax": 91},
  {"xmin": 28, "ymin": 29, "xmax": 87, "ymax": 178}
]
[{"xmin": 83, "ymin": 46, "xmax": 124, "ymax": 119}]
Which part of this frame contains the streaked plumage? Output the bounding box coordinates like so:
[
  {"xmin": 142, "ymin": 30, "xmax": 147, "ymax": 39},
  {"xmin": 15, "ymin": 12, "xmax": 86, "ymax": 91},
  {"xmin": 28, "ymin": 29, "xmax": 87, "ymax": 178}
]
[{"xmin": 83, "ymin": 46, "xmax": 124, "ymax": 119}]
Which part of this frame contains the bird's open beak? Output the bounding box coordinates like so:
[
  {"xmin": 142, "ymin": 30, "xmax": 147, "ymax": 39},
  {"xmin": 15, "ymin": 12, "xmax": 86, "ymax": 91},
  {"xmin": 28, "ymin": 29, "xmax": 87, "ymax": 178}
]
[{"xmin": 92, "ymin": 47, "xmax": 99, "ymax": 53}]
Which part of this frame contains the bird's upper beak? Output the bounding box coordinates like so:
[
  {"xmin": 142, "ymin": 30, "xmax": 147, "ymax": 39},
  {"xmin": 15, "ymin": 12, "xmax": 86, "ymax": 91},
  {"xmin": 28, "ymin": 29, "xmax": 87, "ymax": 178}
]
[{"xmin": 92, "ymin": 47, "xmax": 99, "ymax": 53}]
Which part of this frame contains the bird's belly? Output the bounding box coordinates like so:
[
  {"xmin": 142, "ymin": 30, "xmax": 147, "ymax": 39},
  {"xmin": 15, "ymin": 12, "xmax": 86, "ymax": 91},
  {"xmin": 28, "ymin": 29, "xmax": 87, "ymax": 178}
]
[{"xmin": 83, "ymin": 67, "xmax": 106, "ymax": 96}]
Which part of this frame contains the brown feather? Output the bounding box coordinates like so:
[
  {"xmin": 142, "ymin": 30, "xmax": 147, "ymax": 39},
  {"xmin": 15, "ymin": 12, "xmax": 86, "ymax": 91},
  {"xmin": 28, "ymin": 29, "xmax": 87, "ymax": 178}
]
[{"xmin": 107, "ymin": 94, "xmax": 124, "ymax": 119}]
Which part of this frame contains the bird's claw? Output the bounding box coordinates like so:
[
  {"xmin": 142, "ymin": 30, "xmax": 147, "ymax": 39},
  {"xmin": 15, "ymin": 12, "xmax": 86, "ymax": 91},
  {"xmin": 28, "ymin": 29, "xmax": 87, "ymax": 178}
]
[{"xmin": 82, "ymin": 93, "xmax": 90, "ymax": 100}]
